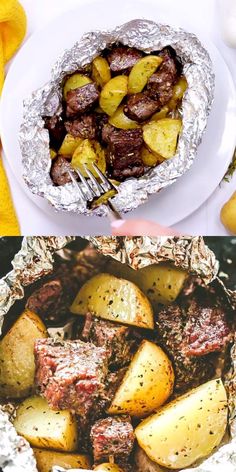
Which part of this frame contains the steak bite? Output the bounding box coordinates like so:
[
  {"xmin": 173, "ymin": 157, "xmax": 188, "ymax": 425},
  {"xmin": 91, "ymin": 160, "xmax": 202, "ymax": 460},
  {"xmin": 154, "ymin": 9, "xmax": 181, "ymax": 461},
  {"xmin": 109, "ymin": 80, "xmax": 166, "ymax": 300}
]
[
  {"xmin": 147, "ymin": 47, "xmax": 180, "ymax": 106},
  {"xmin": 82, "ymin": 314, "xmax": 132, "ymax": 367},
  {"xmin": 107, "ymin": 45, "xmax": 143, "ymax": 73},
  {"xmin": 66, "ymin": 83, "xmax": 99, "ymax": 117},
  {"xmin": 65, "ymin": 114, "xmax": 96, "ymax": 140},
  {"xmin": 90, "ymin": 415, "xmax": 135, "ymax": 466},
  {"xmin": 50, "ymin": 156, "xmax": 77, "ymax": 186},
  {"xmin": 124, "ymin": 93, "xmax": 160, "ymax": 122},
  {"xmin": 44, "ymin": 115, "xmax": 66, "ymax": 150},
  {"xmin": 34, "ymin": 338, "xmax": 109, "ymax": 417},
  {"xmin": 26, "ymin": 280, "xmax": 63, "ymax": 321}
]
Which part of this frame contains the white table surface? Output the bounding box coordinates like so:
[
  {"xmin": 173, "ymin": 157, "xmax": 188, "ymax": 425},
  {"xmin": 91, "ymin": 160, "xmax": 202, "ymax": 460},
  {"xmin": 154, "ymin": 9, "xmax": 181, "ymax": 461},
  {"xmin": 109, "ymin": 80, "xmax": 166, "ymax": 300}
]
[{"xmin": 2, "ymin": 0, "xmax": 236, "ymax": 236}]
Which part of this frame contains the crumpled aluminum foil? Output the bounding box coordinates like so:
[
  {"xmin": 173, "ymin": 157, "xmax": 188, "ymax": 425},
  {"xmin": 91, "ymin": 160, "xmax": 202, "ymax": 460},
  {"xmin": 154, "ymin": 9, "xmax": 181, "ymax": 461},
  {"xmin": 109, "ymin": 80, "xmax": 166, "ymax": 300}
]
[
  {"xmin": 0, "ymin": 236, "xmax": 235, "ymax": 472},
  {"xmin": 19, "ymin": 19, "xmax": 214, "ymax": 215}
]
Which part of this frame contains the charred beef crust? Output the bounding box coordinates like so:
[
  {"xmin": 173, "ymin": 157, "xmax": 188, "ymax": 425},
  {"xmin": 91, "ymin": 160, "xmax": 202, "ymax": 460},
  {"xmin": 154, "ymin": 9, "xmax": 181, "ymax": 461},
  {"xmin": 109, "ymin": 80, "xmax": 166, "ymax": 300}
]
[
  {"xmin": 66, "ymin": 83, "xmax": 99, "ymax": 117},
  {"xmin": 50, "ymin": 156, "xmax": 77, "ymax": 186},
  {"xmin": 147, "ymin": 47, "xmax": 181, "ymax": 106},
  {"xmin": 124, "ymin": 92, "xmax": 160, "ymax": 122},
  {"xmin": 65, "ymin": 114, "xmax": 97, "ymax": 139},
  {"xmin": 90, "ymin": 415, "xmax": 135, "ymax": 466},
  {"xmin": 26, "ymin": 280, "xmax": 63, "ymax": 321},
  {"xmin": 34, "ymin": 338, "xmax": 108, "ymax": 417},
  {"xmin": 107, "ymin": 45, "xmax": 143, "ymax": 73},
  {"xmin": 44, "ymin": 115, "xmax": 66, "ymax": 150}
]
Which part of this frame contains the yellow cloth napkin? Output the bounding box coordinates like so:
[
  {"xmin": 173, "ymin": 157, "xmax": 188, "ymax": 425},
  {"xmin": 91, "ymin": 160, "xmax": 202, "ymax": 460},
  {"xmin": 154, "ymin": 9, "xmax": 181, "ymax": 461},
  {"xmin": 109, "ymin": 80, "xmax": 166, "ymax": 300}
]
[{"xmin": 0, "ymin": 0, "xmax": 27, "ymax": 235}]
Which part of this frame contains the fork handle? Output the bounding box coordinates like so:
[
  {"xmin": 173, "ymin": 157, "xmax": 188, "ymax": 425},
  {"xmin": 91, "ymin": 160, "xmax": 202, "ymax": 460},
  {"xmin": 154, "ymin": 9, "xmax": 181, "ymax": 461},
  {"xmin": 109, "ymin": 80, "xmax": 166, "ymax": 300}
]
[{"xmin": 107, "ymin": 200, "xmax": 123, "ymax": 222}]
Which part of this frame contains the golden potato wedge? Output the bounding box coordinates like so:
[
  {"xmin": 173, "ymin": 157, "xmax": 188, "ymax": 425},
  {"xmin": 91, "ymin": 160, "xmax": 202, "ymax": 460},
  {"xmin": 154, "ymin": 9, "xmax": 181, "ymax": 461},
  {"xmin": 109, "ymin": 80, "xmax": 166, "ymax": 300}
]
[
  {"xmin": 108, "ymin": 340, "xmax": 174, "ymax": 417},
  {"xmin": 143, "ymin": 119, "xmax": 182, "ymax": 159},
  {"xmin": 94, "ymin": 464, "xmax": 124, "ymax": 471},
  {"xmin": 63, "ymin": 73, "xmax": 92, "ymax": 99},
  {"xmin": 128, "ymin": 56, "xmax": 163, "ymax": 94},
  {"xmin": 109, "ymin": 105, "xmax": 140, "ymax": 130},
  {"xmin": 150, "ymin": 106, "xmax": 169, "ymax": 121},
  {"xmin": 14, "ymin": 396, "xmax": 78, "ymax": 452},
  {"xmin": 50, "ymin": 149, "xmax": 57, "ymax": 160},
  {"xmin": 91, "ymin": 189, "xmax": 117, "ymax": 208},
  {"xmin": 71, "ymin": 139, "xmax": 106, "ymax": 177},
  {"xmin": 221, "ymin": 191, "xmax": 236, "ymax": 235},
  {"xmin": 70, "ymin": 273, "xmax": 154, "ymax": 329},
  {"xmin": 0, "ymin": 309, "xmax": 48, "ymax": 399},
  {"xmin": 141, "ymin": 147, "xmax": 164, "ymax": 167},
  {"xmin": 99, "ymin": 76, "xmax": 128, "ymax": 116},
  {"xmin": 59, "ymin": 134, "xmax": 83, "ymax": 157},
  {"xmin": 33, "ymin": 448, "xmax": 91, "ymax": 472},
  {"xmin": 92, "ymin": 56, "xmax": 111, "ymax": 88},
  {"xmin": 136, "ymin": 379, "xmax": 228, "ymax": 470},
  {"xmin": 168, "ymin": 76, "xmax": 188, "ymax": 110}
]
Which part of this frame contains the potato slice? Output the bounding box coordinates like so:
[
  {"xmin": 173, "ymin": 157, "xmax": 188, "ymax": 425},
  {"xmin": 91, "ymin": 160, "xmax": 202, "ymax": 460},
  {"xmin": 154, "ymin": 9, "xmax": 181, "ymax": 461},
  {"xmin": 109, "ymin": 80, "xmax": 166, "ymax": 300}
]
[
  {"xmin": 221, "ymin": 191, "xmax": 236, "ymax": 235},
  {"xmin": 168, "ymin": 76, "xmax": 188, "ymax": 110},
  {"xmin": 14, "ymin": 396, "xmax": 78, "ymax": 452},
  {"xmin": 136, "ymin": 379, "xmax": 228, "ymax": 470},
  {"xmin": 59, "ymin": 134, "xmax": 83, "ymax": 157},
  {"xmin": 128, "ymin": 56, "xmax": 163, "ymax": 94},
  {"xmin": 108, "ymin": 341, "xmax": 174, "ymax": 417},
  {"xmin": 141, "ymin": 147, "xmax": 163, "ymax": 167},
  {"xmin": 33, "ymin": 448, "xmax": 91, "ymax": 472},
  {"xmin": 99, "ymin": 76, "xmax": 128, "ymax": 116},
  {"xmin": 150, "ymin": 106, "xmax": 169, "ymax": 121},
  {"xmin": 70, "ymin": 273, "xmax": 154, "ymax": 329},
  {"xmin": 143, "ymin": 119, "xmax": 182, "ymax": 159},
  {"xmin": 94, "ymin": 464, "xmax": 124, "ymax": 471},
  {"xmin": 71, "ymin": 139, "xmax": 106, "ymax": 177},
  {"xmin": 63, "ymin": 73, "xmax": 92, "ymax": 99},
  {"xmin": 109, "ymin": 105, "xmax": 140, "ymax": 130},
  {"xmin": 92, "ymin": 56, "xmax": 111, "ymax": 88},
  {"xmin": 0, "ymin": 309, "xmax": 48, "ymax": 399}
]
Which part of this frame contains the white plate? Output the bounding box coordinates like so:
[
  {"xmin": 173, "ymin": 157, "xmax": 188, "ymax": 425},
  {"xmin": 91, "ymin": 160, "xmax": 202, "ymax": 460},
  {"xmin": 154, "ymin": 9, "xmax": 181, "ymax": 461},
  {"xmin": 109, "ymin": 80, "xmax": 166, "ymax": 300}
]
[{"xmin": 0, "ymin": 0, "xmax": 236, "ymax": 233}]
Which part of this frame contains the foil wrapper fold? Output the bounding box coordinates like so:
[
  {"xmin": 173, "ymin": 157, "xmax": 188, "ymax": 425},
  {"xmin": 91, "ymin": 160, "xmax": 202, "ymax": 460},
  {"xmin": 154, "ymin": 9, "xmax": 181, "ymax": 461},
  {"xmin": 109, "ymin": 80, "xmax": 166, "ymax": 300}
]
[{"xmin": 19, "ymin": 19, "xmax": 214, "ymax": 215}]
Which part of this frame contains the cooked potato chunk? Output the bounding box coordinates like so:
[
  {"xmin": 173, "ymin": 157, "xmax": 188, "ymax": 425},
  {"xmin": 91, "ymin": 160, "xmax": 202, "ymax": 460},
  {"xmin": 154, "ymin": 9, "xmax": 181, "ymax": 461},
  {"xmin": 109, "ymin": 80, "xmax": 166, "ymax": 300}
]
[
  {"xmin": 168, "ymin": 76, "xmax": 188, "ymax": 110},
  {"xmin": 99, "ymin": 76, "xmax": 128, "ymax": 116},
  {"xmin": 141, "ymin": 147, "xmax": 163, "ymax": 167},
  {"xmin": 92, "ymin": 56, "xmax": 111, "ymax": 88},
  {"xmin": 59, "ymin": 134, "xmax": 83, "ymax": 157},
  {"xmin": 71, "ymin": 139, "xmax": 106, "ymax": 177},
  {"xmin": 0, "ymin": 309, "xmax": 47, "ymax": 399},
  {"xmin": 63, "ymin": 73, "xmax": 92, "ymax": 99},
  {"xmin": 50, "ymin": 149, "xmax": 57, "ymax": 160},
  {"xmin": 128, "ymin": 56, "xmax": 163, "ymax": 94},
  {"xmin": 33, "ymin": 448, "xmax": 91, "ymax": 472},
  {"xmin": 143, "ymin": 119, "xmax": 182, "ymax": 159},
  {"xmin": 151, "ymin": 106, "xmax": 169, "ymax": 121},
  {"xmin": 136, "ymin": 379, "xmax": 228, "ymax": 469},
  {"xmin": 94, "ymin": 464, "xmax": 124, "ymax": 471},
  {"xmin": 70, "ymin": 273, "xmax": 154, "ymax": 329},
  {"xmin": 108, "ymin": 341, "xmax": 174, "ymax": 417},
  {"xmin": 14, "ymin": 396, "xmax": 78, "ymax": 452},
  {"xmin": 221, "ymin": 191, "xmax": 236, "ymax": 235},
  {"xmin": 109, "ymin": 105, "xmax": 140, "ymax": 130}
]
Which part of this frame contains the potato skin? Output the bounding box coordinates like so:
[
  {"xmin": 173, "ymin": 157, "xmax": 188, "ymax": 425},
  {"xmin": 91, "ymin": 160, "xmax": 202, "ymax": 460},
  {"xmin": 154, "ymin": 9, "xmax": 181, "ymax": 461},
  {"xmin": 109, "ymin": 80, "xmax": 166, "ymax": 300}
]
[
  {"xmin": 128, "ymin": 56, "xmax": 163, "ymax": 94},
  {"xmin": 109, "ymin": 105, "xmax": 140, "ymax": 130},
  {"xmin": 92, "ymin": 56, "xmax": 111, "ymax": 88},
  {"xmin": 143, "ymin": 119, "xmax": 182, "ymax": 159},
  {"xmin": 135, "ymin": 379, "xmax": 228, "ymax": 469},
  {"xmin": 168, "ymin": 76, "xmax": 188, "ymax": 110},
  {"xmin": 221, "ymin": 191, "xmax": 236, "ymax": 235},
  {"xmin": 0, "ymin": 309, "xmax": 48, "ymax": 399},
  {"xmin": 59, "ymin": 134, "xmax": 82, "ymax": 157},
  {"xmin": 63, "ymin": 73, "xmax": 92, "ymax": 99},
  {"xmin": 33, "ymin": 448, "xmax": 91, "ymax": 472},
  {"xmin": 108, "ymin": 340, "xmax": 174, "ymax": 418},
  {"xmin": 99, "ymin": 76, "xmax": 128, "ymax": 116},
  {"xmin": 14, "ymin": 396, "xmax": 79, "ymax": 452},
  {"xmin": 70, "ymin": 273, "xmax": 154, "ymax": 329}
]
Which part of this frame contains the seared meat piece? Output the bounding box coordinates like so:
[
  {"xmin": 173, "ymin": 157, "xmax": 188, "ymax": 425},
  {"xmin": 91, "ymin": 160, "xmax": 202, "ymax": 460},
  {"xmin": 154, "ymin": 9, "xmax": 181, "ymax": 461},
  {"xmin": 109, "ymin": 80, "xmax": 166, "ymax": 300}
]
[
  {"xmin": 50, "ymin": 156, "xmax": 77, "ymax": 186},
  {"xmin": 157, "ymin": 305, "xmax": 215, "ymax": 393},
  {"xmin": 66, "ymin": 83, "xmax": 99, "ymax": 117},
  {"xmin": 95, "ymin": 113, "xmax": 109, "ymax": 142},
  {"xmin": 124, "ymin": 93, "xmax": 160, "ymax": 122},
  {"xmin": 105, "ymin": 368, "xmax": 127, "ymax": 404},
  {"xmin": 90, "ymin": 416, "xmax": 134, "ymax": 466},
  {"xmin": 34, "ymin": 338, "xmax": 108, "ymax": 417},
  {"xmin": 82, "ymin": 314, "xmax": 132, "ymax": 367},
  {"xmin": 107, "ymin": 45, "xmax": 143, "ymax": 73},
  {"xmin": 147, "ymin": 47, "xmax": 180, "ymax": 106},
  {"xmin": 44, "ymin": 115, "xmax": 66, "ymax": 150},
  {"xmin": 185, "ymin": 300, "xmax": 232, "ymax": 356},
  {"xmin": 65, "ymin": 114, "xmax": 96, "ymax": 139},
  {"xmin": 26, "ymin": 280, "xmax": 63, "ymax": 321}
]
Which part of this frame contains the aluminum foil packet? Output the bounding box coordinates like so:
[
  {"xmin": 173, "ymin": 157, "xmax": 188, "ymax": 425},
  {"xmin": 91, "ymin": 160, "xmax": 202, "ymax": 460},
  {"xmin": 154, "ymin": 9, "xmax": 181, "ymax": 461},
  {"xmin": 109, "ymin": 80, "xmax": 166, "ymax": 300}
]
[
  {"xmin": 19, "ymin": 19, "xmax": 214, "ymax": 215},
  {"xmin": 0, "ymin": 236, "xmax": 235, "ymax": 472}
]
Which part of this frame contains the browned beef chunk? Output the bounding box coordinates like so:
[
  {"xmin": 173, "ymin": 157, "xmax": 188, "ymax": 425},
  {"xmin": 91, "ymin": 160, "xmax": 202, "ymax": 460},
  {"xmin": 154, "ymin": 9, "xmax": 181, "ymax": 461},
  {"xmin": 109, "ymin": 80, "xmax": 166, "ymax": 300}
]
[
  {"xmin": 184, "ymin": 300, "xmax": 232, "ymax": 356},
  {"xmin": 107, "ymin": 45, "xmax": 143, "ymax": 73},
  {"xmin": 66, "ymin": 83, "xmax": 99, "ymax": 117},
  {"xmin": 156, "ymin": 305, "xmax": 215, "ymax": 393},
  {"xmin": 50, "ymin": 156, "xmax": 78, "ymax": 186},
  {"xmin": 90, "ymin": 416, "xmax": 134, "ymax": 466},
  {"xmin": 147, "ymin": 47, "xmax": 180, "ymax": 106},
  {"xmin": 26, "ymin": 280, "xmax": 63, "ymax": 321},
  {"xmin": 44, "ymin": 115, "xmax": 66, "ymax": 150},
  {"xmin": 34, "ymin": 338, "xmax": 108, "ymax": 417},
  {"xmin": 95, "ymin": 112, "xmax": 109, "ymax": 142},
  {"xmin": 124, "ymin": 93, "xmax": 160, "ymax": 122},
  {"xmin": 65, "ymin": 114, "xmax": 96, "ymax": 139},
  {"xmin": 82, "ymin": 314, "xmax": 132, "ymax": 367}
]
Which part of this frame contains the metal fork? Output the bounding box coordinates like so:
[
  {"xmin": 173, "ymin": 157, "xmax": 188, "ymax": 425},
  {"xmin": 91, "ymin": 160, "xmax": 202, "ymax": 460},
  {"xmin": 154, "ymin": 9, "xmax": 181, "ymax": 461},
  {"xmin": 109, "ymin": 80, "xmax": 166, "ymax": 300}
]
[{"xmin": 69, "ymin": 163, "xmax": 122, "ymax": 222}]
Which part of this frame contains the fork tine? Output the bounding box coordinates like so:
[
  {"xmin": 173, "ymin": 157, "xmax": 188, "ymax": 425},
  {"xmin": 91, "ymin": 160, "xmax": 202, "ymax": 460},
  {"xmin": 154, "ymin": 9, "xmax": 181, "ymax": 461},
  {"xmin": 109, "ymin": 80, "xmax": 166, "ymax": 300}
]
[
  {"xmin": 68, "ymin": 170, "xmax": 87, "ymax": 200},
  {"xmin": 91, "ymin": 163, "xmax": 112, "ymax": 192},
  {"xmin": 83, "ymin": 165, "xmax": 103, "ymax": 197},
  {"xmin": 74, "ymin": 167, "xmax": 97, "ymax": 201}
]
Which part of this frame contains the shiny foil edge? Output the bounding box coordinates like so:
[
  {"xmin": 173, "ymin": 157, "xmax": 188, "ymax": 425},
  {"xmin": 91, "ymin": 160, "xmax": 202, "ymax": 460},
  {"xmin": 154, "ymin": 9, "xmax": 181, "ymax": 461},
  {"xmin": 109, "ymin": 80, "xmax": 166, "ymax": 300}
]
[{"xmin": 19, "ymin": 19, "xmax": 215, "ymax": 215}]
